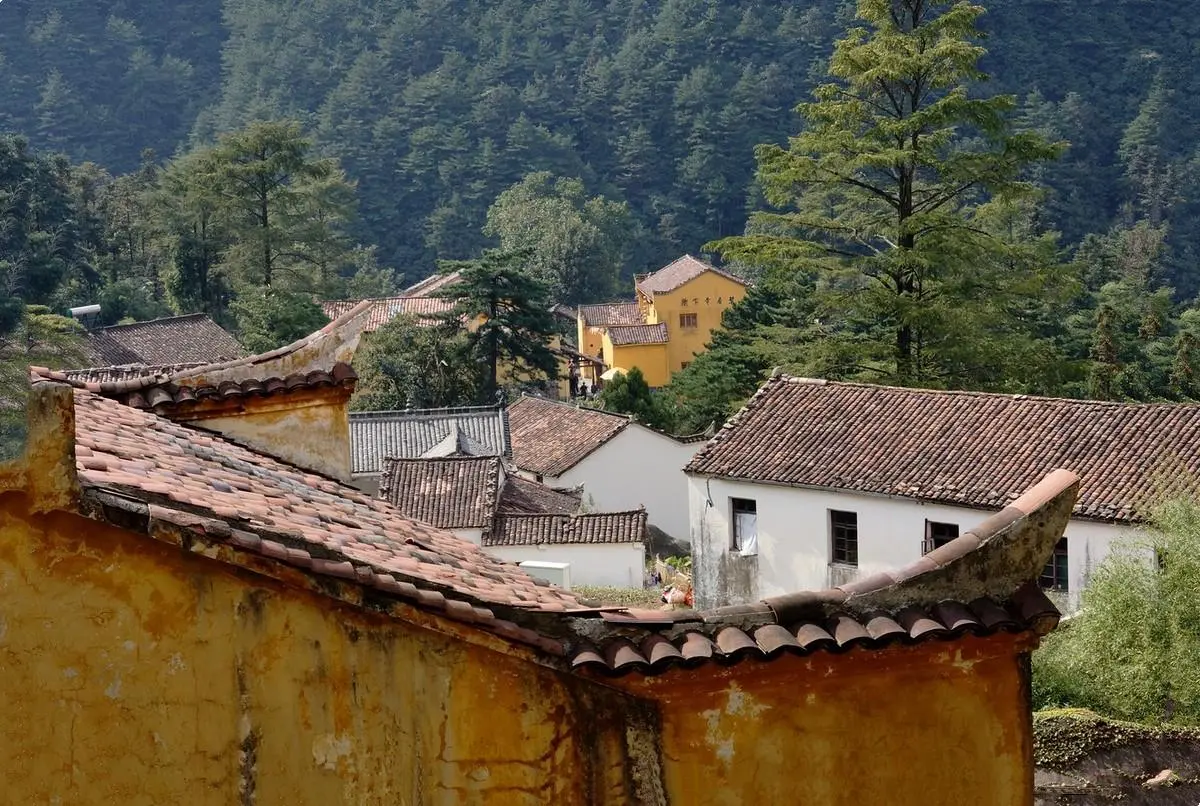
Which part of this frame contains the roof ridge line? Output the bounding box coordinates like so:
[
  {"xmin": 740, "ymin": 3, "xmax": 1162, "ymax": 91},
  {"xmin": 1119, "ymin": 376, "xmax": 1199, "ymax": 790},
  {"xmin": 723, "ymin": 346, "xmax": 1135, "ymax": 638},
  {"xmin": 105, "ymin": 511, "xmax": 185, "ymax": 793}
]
[
  {"xmin": 779, "ymin": 374, "xmax": 1198, "ymax": 408},
  {"xmin": 90, "ymin": 311, "xmax": 209, "ymax": 332}
]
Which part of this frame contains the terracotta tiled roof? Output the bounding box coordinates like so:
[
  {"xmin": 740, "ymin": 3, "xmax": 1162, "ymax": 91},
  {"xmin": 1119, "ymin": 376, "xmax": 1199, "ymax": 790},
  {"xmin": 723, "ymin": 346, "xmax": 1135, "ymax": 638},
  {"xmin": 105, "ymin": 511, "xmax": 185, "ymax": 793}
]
[
  {"xmin": 65, "ymin": 363, "xmax": 208, "ymax": 384},
  {"xmin": 487, "ymin": 510, "xmax": 647, "ymax": 547},
  {"xmin": 86, "ymin": 313, "xmax": 246, "ymax": 366},
  {"xmin": 379, "ymin": 457, "xmax": 501, "ymax": 530},
  {"xmin": 321, "ymin": 296, "xmax": 456, "ymax": 332},
  {"xmin": 507, "ymin": 396, "xmax": 630, "ymax": 476},
  {"xmin": 577, "ymin": 302, "xmax": 644, "ymax": 327},
  {"xmin": 69, "ymin": 388, "xmax": 582, "ymax": 652},
  {"xmin": 569, "ymin": 470, "xmax": 1077, "ymax": 676},
  {"xmin": 498, "ymin": 475, "xmax": 581, "ymax": 516},
  {"xmin": 349, "ymin": 406, "xmax": 510, "ymax": 475},
  {"xmin": 636, "ymin": 254, "xmax": 747, "ymax": 298},
  {"xmin": 37, "ymin": 363, "xmax": 357, "ymax": 414},
  {"xmin": 378, "ymin": 456, "xmax": 582, "ymax": 529},
  {"xmin": 686, "ymin": 376, "xmax": 1200, "ymax": 523},
  {"xmin": 607, "ymin": 323, "xmax": 669, "ymax": 346}
]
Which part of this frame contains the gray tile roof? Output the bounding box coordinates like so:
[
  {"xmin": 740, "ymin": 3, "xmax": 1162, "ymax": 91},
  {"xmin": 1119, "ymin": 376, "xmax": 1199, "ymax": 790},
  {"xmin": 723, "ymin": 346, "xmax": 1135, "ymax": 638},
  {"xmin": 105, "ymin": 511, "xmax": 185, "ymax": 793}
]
[
  {"xmin": 485, "ymin": 510, "xmax": 648, "ymax": 547},
  {"xmin": 350, "ymin": 406, "xmax": 511, "ymax": 475},
  {"xmin": 379, "ymin": 457, "xmax": 501, "ymax": 530},
  {"xmin": 85, "ymin": 314, "xmax": 246, "ymax": 367}
]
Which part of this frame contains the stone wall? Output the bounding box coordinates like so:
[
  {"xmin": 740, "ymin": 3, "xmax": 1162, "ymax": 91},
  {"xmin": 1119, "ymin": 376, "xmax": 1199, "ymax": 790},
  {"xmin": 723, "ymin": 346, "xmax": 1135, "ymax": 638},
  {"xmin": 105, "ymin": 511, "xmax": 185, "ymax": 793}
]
[{"xmin": 1035, "ymin": 710, "xmax": 1200, "ymax": 804}]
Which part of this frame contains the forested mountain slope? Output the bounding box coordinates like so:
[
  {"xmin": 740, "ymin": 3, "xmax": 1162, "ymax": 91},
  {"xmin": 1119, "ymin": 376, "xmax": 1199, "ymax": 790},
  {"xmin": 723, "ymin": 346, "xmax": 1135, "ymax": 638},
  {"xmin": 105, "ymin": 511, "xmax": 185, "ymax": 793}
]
[{"xmin": 2, "ymin": 0, "xmax": 1200, "ymax": 291}]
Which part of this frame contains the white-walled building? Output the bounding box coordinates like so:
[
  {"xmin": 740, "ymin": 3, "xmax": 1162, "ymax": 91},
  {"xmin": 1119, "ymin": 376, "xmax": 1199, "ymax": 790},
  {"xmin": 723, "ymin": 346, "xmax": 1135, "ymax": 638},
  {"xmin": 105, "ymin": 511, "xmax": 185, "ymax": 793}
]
[
  {"xmin": 507, "ymin": 395, "xmax": 705, "ymax": 542},
  {"xmin": 487, "ymin": 511, "xmax": 648, "ymax": 589},
  {"xmin": 686, "ymin": 375, "xmax": 1200, "ymax": 610},
  {"xmin": 377, "ymin": 454, "xmax": 647, "ymax": 588}
]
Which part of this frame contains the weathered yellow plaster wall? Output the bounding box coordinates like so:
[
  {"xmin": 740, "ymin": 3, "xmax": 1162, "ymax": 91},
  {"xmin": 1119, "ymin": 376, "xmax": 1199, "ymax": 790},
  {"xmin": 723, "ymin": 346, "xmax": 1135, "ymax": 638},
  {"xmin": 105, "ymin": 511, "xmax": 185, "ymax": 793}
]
[
  {"xmin": 630, "ymin": 634, "xmax": 1034, "ymax": 806},
  {"xmin": 0, "ymin": 494, "xmax": 645, "ymax": 806},
  {"xmin": 649, "ymin": 273, "xmax": 745, "ymax": 374},
  {"xmin": 181, "ymin": 389, "xmax": 352, "ymax": 481},
  {"xmin": 604, "ymin": 337, "xmax": 671, "ymax": 387}
]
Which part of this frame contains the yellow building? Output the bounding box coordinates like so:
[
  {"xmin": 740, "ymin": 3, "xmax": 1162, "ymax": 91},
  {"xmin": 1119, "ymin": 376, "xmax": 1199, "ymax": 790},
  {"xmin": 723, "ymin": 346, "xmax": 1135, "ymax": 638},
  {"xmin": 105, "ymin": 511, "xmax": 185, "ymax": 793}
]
[
  {"xmin": 0, "ymin": 305, "xmax": 1076, "ymax": 805},
  {"xmin": 576, "ymin": 255, "xmax": 748, "ymax": 388}
]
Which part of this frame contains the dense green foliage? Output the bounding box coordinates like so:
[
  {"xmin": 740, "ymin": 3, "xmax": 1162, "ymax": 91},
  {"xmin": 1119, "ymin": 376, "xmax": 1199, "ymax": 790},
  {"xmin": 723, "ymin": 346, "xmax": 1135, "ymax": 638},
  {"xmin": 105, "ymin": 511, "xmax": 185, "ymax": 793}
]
[
  {"xmin": 713, "ymin": 0, "xmax": 1064, "ymax": 386},
  {"xmin": 597, "ymin": 367, "xmax": 676, "ymax": 432},
  {"xmin": 352, "ymin": 255, "xmax": 560, "ymax": 409},
  {"xmin": 9, "ymin": 0, "xmax": 1200, "ymax": 428},
  {"xmin": 661, "ymin": 0, "xmax": 1200, "ymax": 433},
  {"xmin": 1033, "ymin": 497, "xmax": 1200, "ymax": 725},
  {"xmin": 0, "ymin": 305, "xmax": 86, "ymax": 460},
  {"xmin": 485, "ymin": 172, "xmax": 633, "ymax": 305},
  {"xmin": 350, "ymin": 315, "xmax": 478, "ymax": 411},
  {"xmin": 4, "ymin": 0, "xmax": 1200, "ymax": 289},
  {"xmin": 436, "ymin": 251, "xmax": 559, "ymax": 401}
]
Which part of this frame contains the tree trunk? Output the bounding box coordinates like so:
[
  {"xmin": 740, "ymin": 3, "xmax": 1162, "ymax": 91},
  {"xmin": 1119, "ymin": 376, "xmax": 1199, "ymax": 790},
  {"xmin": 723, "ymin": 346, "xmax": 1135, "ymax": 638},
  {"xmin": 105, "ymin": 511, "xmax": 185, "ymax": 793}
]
[{"xmin": 260, "ymin": 189, "xmax": 272, "ymax": 287}]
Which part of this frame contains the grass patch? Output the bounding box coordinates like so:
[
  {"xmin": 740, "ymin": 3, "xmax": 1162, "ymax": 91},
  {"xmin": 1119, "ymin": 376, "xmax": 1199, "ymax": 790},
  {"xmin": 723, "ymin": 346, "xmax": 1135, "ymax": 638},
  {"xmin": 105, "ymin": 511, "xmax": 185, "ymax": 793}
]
[{"xmin": 574, "ymin": 586, "xmax": 665, "ymax": 608}]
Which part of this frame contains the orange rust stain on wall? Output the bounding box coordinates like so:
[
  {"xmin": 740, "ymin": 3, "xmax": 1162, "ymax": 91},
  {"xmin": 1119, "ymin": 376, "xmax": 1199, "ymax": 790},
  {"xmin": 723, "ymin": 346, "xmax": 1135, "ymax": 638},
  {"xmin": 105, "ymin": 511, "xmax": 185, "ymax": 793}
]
[
  {"xmin": 630, "ymin": 636, "xmax": 1034, "ymax": 806},
  {"xmin": 0, "ymin": 492, "xmax": 641, "ymax": 805}
]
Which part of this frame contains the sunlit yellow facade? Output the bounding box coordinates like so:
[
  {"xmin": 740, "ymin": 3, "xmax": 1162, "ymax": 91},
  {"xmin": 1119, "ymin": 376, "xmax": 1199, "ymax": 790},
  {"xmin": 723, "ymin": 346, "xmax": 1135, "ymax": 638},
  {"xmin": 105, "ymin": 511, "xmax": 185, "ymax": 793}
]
[{"xmin": 577, "ymin": 256, "xmax": 747, "ymax": 388}]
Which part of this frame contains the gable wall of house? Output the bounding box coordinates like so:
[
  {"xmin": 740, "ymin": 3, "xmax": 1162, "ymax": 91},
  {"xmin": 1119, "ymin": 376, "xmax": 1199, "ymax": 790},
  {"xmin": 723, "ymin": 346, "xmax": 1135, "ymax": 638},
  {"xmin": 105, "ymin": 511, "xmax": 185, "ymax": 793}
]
[
  {"xmin": 0, "ymin": 492, "xmax": 647, "ymax": 805},
  {"xmin": 689, "ymin": 474, "xmax": 1130, "ymax": 610},
  {"xmin": 649, "ymin": 272, "xmax": 745, "ymax": 374},
  {"xmin": 554, "ymin": 426, "xmax": 701, "ymax": 544},
  {"xmin": 488, "ymin": 542, "xmax": 646, "ymax": 588},
  {"xmin": 180, "ymin": 387, "xmax": 353, "ymax": 481}
]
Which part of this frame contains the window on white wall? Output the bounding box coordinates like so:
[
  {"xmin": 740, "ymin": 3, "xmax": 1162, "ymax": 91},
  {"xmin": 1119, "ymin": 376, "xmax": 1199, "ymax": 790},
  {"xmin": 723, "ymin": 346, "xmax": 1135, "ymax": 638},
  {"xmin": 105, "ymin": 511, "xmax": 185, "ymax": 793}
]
[
  {"xmin": 1039, "ymin": 537, "xmax": 1069, "ymax": 591},
  {"xmin": 731, "ymin": 498, "xmax": 757, "ymax": 556},
  {"xmin": 830, "ymin": 510, "xmax": 858, "ymax": 566},
  {"xmin": 922, "ymin": 521, "xmax": 959, "ymax": 554}
]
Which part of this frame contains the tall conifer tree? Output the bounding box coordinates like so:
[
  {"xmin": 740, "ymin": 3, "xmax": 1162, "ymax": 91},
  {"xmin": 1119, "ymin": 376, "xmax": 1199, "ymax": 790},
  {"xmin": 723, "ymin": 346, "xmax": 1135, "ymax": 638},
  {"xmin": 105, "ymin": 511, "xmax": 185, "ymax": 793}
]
[{"xmin": 713, "ymin": 0, "xmax": 1065, "ymax": 386}]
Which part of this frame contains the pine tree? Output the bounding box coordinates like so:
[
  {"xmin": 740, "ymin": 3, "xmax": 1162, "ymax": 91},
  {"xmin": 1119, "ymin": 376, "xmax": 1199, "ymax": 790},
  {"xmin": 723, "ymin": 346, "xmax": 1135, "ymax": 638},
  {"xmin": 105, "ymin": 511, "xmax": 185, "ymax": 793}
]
[
  {"xmin": 435, "ymin": 249, "xmax": 559, "ymax": 401},
  {"xmin": 711, "ymin": 0, "xmax": 1064, "ymax": 387}
]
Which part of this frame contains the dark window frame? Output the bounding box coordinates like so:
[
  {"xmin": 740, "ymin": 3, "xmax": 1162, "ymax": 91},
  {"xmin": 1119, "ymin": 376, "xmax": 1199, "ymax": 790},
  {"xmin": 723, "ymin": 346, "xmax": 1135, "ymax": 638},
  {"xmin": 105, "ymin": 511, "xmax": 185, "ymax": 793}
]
[
  {"xmin": 731, "ymin": 497, "xmax": 757, "ymax": 552},
  {"xmin": 1039, "ymin": 537, "xmax": 1069, "ymax": 591},
  {"xmin": 830, "ymin": 510, "xmax": 858, "ymax": 566},
  {"xmin": 679, "ymin": 312, "xmax": 698, "ymax": 329},
  {"xmin": 922, "ymin": 520, "xmax": 959, "ymax": 554}
]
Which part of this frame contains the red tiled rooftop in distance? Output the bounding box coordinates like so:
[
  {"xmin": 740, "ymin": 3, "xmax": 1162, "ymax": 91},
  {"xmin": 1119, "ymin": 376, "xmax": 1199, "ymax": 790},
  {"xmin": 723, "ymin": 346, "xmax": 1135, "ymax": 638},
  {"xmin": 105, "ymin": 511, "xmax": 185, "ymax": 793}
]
[
  {"xmin": 379, "ymin": 456, "xmax": 502, "ymax": 530},
  {"xmin": 486, "ymin": 510, "xmax": 647, "ymax": 547},
  {"xmin": 636, "ymin": 254, "xmax": 747, "ymax": 297},
  {"xmin": 85, "ymin": 313, "xmax": 246, "ymax": 367},
  {"xmin": 577, "ymin": 302, "xmax": 644, "ymax": 327},
  {"xmin": 321, "ymin": 296, "xmax": 456, "ymax": 332},
  {"xmin": 607, "ymin": 323, "xmax": 669, "ymax": 346}
]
